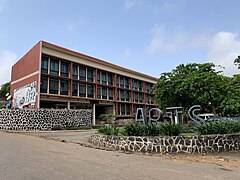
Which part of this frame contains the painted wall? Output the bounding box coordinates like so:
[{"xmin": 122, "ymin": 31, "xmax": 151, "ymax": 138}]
[{"xmin": 10, "ymin": 42, "xmax": 41, "ymax": 108}]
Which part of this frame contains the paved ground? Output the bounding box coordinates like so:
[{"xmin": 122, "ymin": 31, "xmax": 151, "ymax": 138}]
[{"xmin": 0, "ymin": 130, "xmax": 240, "ymax": 180}]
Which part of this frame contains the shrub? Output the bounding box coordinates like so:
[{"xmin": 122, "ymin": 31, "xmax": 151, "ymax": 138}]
[
  {"xmin": 124, "ymin": 123, "xmax": 146, "ymax": 136},
  {"xmin": 51, "ymin": 125, "xmax": 63, "ymax": 130},
  {"xmin": 144, "ymin": 124, "xmax": 161, "ymax": 136},
  {"xmin": 197, "ymin": 120, "xmax": 240, "ymax": 135},
  {"xmin": 159, "ymin": 122, "xmax": 183, "ymax": 136},
  {"xmin": 65, "ymin": 125, "xmax": 84, "ymax": 130},
  {"xmin": 98, "ymin": 126, "xmax": 119, "ymax": 136}
]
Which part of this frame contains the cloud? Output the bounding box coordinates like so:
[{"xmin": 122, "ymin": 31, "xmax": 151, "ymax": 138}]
[
  {"xmin": 0, "ymin": 50, "xmax": 17, "ymax": 85},
  {"xmin": 146, "ymin": 24, "xmax": 239, "ymax": 76},
  {"xmin": 206, "ymin": 31, "xmax": 240, "ymax": 76},
  {"xmin": 146, "ymin": 25, "xmax": 187, "ymax": 53}
]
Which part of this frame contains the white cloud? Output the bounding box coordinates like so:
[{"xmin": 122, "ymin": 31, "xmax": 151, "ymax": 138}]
[
  {"xmin": 146, "ymin": 25, "xmax": 239, "ymax": 76},
  {"xmin": 206, "ymin": 31, "xmax": 240, "ymax": 76},
  {"xmin": 146, "ymin": 25, "xmax": 187, "ymax": 53},
  {"xmin": 0, "ymin": 50, "xmax": 17, "ymax": 85}
]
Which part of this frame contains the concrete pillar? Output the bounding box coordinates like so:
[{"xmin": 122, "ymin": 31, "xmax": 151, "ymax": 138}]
[
  {"xmin": 92, "ymin": 104, "xmax": 96, "ymax": 125},
  {"xmin": 67, "ymin": 102, "xmax": 70, "ymax": 109}
]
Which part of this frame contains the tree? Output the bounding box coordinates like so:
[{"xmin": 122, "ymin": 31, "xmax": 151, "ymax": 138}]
[
  {"xmin": 234, "ymin": 56, "xmax": 240, "ymax": 69},
  {"xmin": 154, "ymin": 63, "xmax": 233, "ymax": 116},
  {"xmin": 0, "ymin": 82, "xmax": 10, "ymax": 100}
]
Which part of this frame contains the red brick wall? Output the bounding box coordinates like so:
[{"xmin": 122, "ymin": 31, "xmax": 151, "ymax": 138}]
[{"xmin": 10, "ymin": 42, "xmax": 41, "ymax": 108}]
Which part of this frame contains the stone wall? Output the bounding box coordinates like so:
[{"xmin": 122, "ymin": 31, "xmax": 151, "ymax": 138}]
[
  {"xmin": 89, "ymin": 134, "xmax": 240, "ymax": 154},
  {"xmin": 0, "ymin": 109, "xmax": 92, "ymax": 130}
]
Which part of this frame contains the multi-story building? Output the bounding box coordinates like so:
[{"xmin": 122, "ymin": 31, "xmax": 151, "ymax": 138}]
[{"xmin": 11, "ymin": 41, "xmax": 157, "ymax": 123}]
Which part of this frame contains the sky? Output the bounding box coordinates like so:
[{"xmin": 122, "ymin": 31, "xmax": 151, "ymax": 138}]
[{"xmin": 0, "ymin": 0, "xmax": 240, "ymax": 85}]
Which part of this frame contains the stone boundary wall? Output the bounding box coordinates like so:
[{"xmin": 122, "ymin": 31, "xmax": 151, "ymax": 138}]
[
  {"xmin": 89, "ymin": 134, "xmax": 240, "ymax": 154},
  {"xmin": 0, "ymin": 109, "xmax": 92, "ymax": 130}
]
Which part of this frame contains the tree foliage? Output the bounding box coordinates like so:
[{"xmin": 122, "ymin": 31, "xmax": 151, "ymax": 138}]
[
  {"xmin": 0, "ymin": 82, "xmax": 10, "ymax": 100},
  {"xmin": 154, "ymin": 63, "xmax": 240, "ymax": 117},
  {"xmin": 234, "ymin": 56, "xmax": 240, "ymax": 69}
]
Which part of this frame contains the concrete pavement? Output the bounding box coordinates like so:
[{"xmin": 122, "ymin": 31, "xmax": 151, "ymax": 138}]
[{"xmin": 0, "ymin": 131, "xmax": 240, "ymax": 180}]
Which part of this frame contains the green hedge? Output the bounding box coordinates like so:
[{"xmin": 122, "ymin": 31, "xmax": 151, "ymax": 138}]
[{"xmin": 197, "ymin": 120, "xmax": 240, "ymax": 135}]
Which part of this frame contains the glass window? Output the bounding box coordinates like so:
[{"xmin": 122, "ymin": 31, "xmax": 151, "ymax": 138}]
[
  {"xmin": 60, "ymin": 79, "xmax": 69, "ymax": 95},
  {"xmin": 72, "ymin": 64, "xmax": 78, "ymax": 79},
  {"xmin": 97, "ymin": 71, "xmax": 100, "ymax": 84},
  {"xmin": 125, "ymin": 78, "xmax": 130, "ymax": 89},
  {"xmin": 40, "ymin": 76, "xmax": 48, "ymax": 93},
  {"xmin": 49, "ymin": 77, "xmax": 59, "ymax": 94},
  {"xmin": 102, "ymin": 86, "xmax": 107, "ymax": 99},
  {"xmin": 97, "ymin": 87, "xmax": 101, "ymax": 98},
  {"xmin": 120, "ymin": 90, "xmax": 125, "ymax": 101},
  {"xmin": 87, "ymin": 68, "xmax": 93, "ymax": 82},
  {"xmin": 87, "ymin": 84, "xmax": 94, "ymax": 98},
  {"xmin": 108, "ymin": 73, "xmax": 113, "ymax": 86},
  {"xmin": 79, "ymin": 66, "xmax": 86, "ymax": 81},
  {"xmin": 126, "ymin": 91, "xmax": 130, "ymax": 101},
  {"xmin": 108, "ymin": 88, "xmax": 114, "ymax": 100},
  {"xmin": 79, "ymin": 83, "xmax": 86, "ymax": 97},
  {"xmin": 60, "ymin": 62, "xmax": 69, "ymax": 77},
  {"xmin": 41, "ymin": 56, "xmax": 48, "ymax": 73},
  {"xmin": 139, "ymin": 93, "xmax": 143, "ymax": 103},
  {"xmin": 102, "ymin": 72, "xmax": 107, "ymax": 85},
  {"xmin": 72, "ymin": 81, "xmax": 78, "ymax": 96},
  {"xmin": 50, "ymin": 59, "xmax": 59, "ymax": 75},
  {"xmin": 126, "ymin": 104, "xmax": 131, "ymax": 115},
  {"xmin": 120, "ymin": 76, "xmax": 124, "ymax": 88},
  {"xmin": 121, "ymin": 104, "xmax": 125, "ymax": 115}
]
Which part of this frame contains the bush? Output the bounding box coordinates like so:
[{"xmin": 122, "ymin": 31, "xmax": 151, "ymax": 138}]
[
  {"xmin": 98, "ymin": 126, "xmax": 119, "ymax": 136},
  {"xmin": 65, "ymin": 125, "xmax": 83, "ymax": 130},
  {"xmin": 124, "ymin": 123, "xmax": 146, "ymax": 136},
  {"xmin": 197, "ymin": 120, "xmax": 240, "ymax": 135},
  {"xmin": 51, "ymin": 125, "xmax": 63, "ymax": 130},
  {"xmin": 160, "ymin": 122, "xmax": 183, "ymax": 136}
]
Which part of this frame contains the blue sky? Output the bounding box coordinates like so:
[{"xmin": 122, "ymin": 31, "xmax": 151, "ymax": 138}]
[{"xmin": 0, "ymin": 0, "xmax": 240, "ymax": 84}]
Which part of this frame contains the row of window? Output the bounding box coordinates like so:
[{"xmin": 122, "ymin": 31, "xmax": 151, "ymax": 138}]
[
  {"xmin": 118, "ymin": 104, "xmax": 150, "ymax": 116},
  {"xmin": 42, "ymin": 56, "xmax": 154, "ymax": 92}
]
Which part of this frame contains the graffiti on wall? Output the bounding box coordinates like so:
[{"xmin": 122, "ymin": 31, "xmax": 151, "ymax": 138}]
[{"xmin": 13, "ymin": 81, "xmax": 36, "ymax": 108}]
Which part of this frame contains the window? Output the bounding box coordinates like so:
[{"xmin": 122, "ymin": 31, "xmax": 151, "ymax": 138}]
[
  {"xmin": 41, "ymin": 56, "xmax": 48, "ymax": 73},
  {"xmin": 108, "ymin": 88, "xmax": 114, "ymax": 100},
  {"xmin": 49, "ymin": 78, "xmax": 59, "ymax": 94},
  {"xmin": 72, "ymin": 81, "xmax": 78, "ymax": 96},
  {"xmin": 79, "ymin": 83, "xmax": 86, "ymax": 97},
  {"xmin": 102, "ymin": 72, "xmax": 107, "ymax": 85},
  {"xmin": 87, "ymin": 68, "xmax": 93, "ymax": 82},
  {"xmin": 125, "ymin": 78, "xmax": 130, "ymax": 89},
  {"xmin": 97, "ymin": 71, "xmax": 100, "ymax": 84},
  {"xmin": 72, "ymin": 64, "xmax": 78, "ymax": 79},
  {"xmin": 120, "ymin": 90, "xmax": 125, "ymax": 101},
  {"xmin": 108, "ymin": 73, "xmax": 113, "ymax": 86},
  {"xmin": 126, "ymin": 91, "xmax": 130, "ymax": 101},
  {"xmin": 40, "ymin": 76, "xmax": 48, "ymax": 93},
  {"xmin": 121, "ymin": 104, "xmax": 125, "ymax": 115},
  {"xmin": 139, "ymin": 93, "xmax": 143, "ymax": 103},
  {"xmin": 60, "ymin": 62, "xmax": 69, "ymax": 77},
  {"xmin": 126, "ymin": 104, "xmax": 131, "ymax": 115},
  {"xmin": 120, "ymin": 76, "xmax": 124, "ymax": 88},
  {"xmin": 102, "ymin": 86, "xmax": 107, "ymax": 99},
  {"xmin": 60, "ymin": 79, "xmax": 69, "ymax": 95},
  {"xmin": 97, "ymin": 87, "xmax": 101, "ymax": 98},
  {"xmin": 50, "ymin": 59, "xmax": 59, "ymax": 75},
  {"xmin": 87, "ymin": 84, "xmax": 94, "ymax": 98},
  {"xmin": 79, "ymin": 66, "xmax": 86, "ymax": 81}
]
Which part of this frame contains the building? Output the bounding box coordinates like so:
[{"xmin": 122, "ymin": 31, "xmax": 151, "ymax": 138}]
[{"xmin": 10, "ymin": 41, "xmax": 157, "ymax": 123}]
